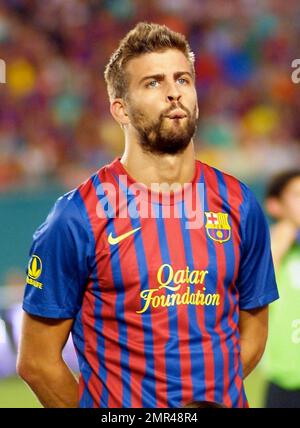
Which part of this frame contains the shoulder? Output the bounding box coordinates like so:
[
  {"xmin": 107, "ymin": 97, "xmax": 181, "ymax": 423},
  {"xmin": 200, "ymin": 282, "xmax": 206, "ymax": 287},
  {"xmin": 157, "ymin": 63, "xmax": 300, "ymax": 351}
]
[
  {"xmin": 50, "ymin": 161, "xmax": 116, "ymax": 230},
  {"xmin": 70, "ymin": 160, "xmax": 118, "ymax": 207},
  {"xmin": 34, "ymin": 166, "xmax": 109, "ymax": 239},
  {"xmin": 55, "ymin": 162, "xmax": 112, "ymax": 218},
  {"xmin": 198, "ymin": 160, "xmax": 252, "ymax": 201}
]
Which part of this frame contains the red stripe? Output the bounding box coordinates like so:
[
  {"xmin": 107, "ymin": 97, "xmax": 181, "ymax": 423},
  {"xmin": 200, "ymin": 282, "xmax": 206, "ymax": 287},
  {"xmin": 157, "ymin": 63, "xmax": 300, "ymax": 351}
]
[
  {"xmin": 135, "ymin": 212, "xmax": 167, "ymax": 406},
  {"xmin": 93, "ymin": 168, "xmax": 128, "ymax": 407},
  {"xmin": 108, "ymin": 172, "xmax": 148, "ymax": 407},
  {"xmin": 78, "ymin": 179, "xmax": 104, "ymax": 407},
  {"xmin": 80, "ymin": 170, "xmax": 142, "ymax": 407},
  {"xmin": 78, "ymin": 373, "xmax": 84, "ymax": 404},
  {"xmin": 164, "ymin": 205, "xmax": 194, "ymax": 405},
  {"xmin": 202, "ymin": 164, "xmax": 237, "ymax": 408}
]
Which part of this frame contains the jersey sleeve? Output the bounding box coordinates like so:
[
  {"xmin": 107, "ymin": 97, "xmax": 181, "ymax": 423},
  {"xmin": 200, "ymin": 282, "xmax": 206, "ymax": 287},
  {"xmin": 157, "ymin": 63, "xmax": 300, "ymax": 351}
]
[
  {"xmin": 237, "ymin": 186, "xmax": 279, "ymax": 310},
  {"xmin": 23, "ymin": 191, "xmax": 91, "ymax": 319}
]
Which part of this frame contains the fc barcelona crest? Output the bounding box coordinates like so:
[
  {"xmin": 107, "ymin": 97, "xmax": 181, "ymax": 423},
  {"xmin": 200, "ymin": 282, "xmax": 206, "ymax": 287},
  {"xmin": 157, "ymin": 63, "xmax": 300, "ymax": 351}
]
[{"xmin": 205, "ymin": 212, "xmax": 231, "ymax": 243}]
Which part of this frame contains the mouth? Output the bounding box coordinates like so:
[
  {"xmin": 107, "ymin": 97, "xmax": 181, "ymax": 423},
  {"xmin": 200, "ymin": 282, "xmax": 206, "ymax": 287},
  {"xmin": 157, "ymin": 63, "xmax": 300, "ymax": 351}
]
[{"xmin": 165, "ymin": 109, "xmax": 187, "ymax": 119}]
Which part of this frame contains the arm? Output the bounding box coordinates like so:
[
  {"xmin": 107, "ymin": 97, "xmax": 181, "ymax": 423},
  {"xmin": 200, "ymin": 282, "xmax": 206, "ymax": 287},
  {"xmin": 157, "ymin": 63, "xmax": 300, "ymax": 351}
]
[
  {"xmin": 238, "ymin": 305, "xmax": 268, "ymax": 379},
  {"xmin": 237, "ymin": 188, "xmax": 278, "ymax": 378},
  {"xmin": 17, "ymin": 312, "xmax": 79, "ymax": 408}
]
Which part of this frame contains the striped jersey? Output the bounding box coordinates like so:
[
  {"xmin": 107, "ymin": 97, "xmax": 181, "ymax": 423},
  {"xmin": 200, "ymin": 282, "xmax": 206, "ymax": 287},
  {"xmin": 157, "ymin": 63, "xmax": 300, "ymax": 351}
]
[{"xmin": 23, "ymin": 157, "xmax": 278, "ymax": 408}]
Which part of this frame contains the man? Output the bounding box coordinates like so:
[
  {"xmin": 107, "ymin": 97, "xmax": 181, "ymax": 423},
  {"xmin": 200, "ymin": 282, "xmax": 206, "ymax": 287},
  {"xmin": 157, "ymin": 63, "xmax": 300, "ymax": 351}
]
[
  {"xmin": 263, "ymin": 170, "xmax": 300, "ymax": 408},
  {"xmin": 17, "ymin": 22, "xmax": 278, "ymax": 408}
]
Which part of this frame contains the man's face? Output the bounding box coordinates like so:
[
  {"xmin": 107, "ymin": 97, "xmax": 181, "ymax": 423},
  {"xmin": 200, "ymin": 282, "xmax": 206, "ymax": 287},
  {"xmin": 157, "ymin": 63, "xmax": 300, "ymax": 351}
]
[
  {"xmin": 124, "ymin": 49, "xmax": 199, "ymax": 155},
  {"xmin": 280, "ymin": 177, "xmax": 300, "ymax": 226}
]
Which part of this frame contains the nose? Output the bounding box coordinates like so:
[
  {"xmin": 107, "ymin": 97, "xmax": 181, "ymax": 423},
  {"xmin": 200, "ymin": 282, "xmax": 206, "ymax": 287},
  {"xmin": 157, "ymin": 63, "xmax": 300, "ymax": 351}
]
[
  {"xmin": 167, "ymin": 94, "xmax": 181, "ymax": 102},
  {"xmin": 166, "ymin": 82, "xmax": 181, "ymax": 103}
]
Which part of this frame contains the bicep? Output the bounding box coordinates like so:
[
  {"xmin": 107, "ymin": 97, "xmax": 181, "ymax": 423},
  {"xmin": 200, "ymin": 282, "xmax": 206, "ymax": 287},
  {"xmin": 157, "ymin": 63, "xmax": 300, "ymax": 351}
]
[{"xmin": 18, "ymin": 312, "xmax": 74, "ymax": 364}]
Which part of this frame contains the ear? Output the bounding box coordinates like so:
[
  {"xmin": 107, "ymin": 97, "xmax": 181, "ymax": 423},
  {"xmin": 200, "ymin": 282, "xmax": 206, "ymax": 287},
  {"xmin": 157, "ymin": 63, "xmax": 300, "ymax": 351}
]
[
  {"xmin": 110, "ymin": 98, "xmax": 130, "ymax": 127},
  {"xmin": 265, "ymin": 197, "xmax": 283, "ymax": 219}
]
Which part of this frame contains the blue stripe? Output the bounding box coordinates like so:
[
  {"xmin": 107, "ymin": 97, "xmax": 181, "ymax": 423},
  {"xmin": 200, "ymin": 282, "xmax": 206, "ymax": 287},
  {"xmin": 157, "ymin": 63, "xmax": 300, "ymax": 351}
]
[
  {"xmin": 177, "ymin": 193, "xmax": 206, "ymax": 402},
  {"xmin": 73, "ymin": 190, "xmax": 109, "ymax": 407},
  {"xmin": 92, "ymin": 175, "xmax": 131, "ymax": 407},
  {"xmin": 200, "ymin": 173, "xmax": 225, "ymax": 403},
  {"xmin": 72, "ymin": 307, "xmax": 94, "ymax": 407},
  {"xmin": 213, "ymin": 169, "xmax": 243, "ymax": 406},
  {"xmin": 153, "ymin": 203, "xmax": 182, "ymax": 407},
  {"xmin": 116, "ymin": 174, "xmax": 157, "ymax": 407}
]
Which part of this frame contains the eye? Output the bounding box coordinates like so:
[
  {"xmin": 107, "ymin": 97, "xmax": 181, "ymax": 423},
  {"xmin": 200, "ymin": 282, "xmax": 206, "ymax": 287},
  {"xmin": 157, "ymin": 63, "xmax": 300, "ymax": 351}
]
[
  {"xmin": 146, "ymin": 80, "xmax": 159, "ymax": 88},
  {"xmin": 177, "ymin": 77, "xmax": 189, "ymax": 84}
]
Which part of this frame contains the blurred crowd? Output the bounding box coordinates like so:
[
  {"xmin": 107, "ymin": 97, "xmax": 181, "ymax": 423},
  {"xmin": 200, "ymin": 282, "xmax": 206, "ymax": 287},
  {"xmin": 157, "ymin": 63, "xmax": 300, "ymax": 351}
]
[{"xmin": 0, "ymin": 0, "xmax": 300, "ymax": 192}]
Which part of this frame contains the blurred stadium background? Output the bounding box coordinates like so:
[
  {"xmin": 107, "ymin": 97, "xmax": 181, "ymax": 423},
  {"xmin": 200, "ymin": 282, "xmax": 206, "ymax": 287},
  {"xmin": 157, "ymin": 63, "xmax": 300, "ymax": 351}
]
[{"xmin": 0, "ymin": 0, "xmax": 299, "ymax": 408}]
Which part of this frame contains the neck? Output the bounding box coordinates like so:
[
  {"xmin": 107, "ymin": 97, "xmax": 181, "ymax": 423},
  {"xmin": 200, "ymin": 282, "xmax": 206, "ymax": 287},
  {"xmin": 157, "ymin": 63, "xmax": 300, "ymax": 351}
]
[{"xmin": 120, "ymin": 137, "xmax": 196, "ymax": 187}]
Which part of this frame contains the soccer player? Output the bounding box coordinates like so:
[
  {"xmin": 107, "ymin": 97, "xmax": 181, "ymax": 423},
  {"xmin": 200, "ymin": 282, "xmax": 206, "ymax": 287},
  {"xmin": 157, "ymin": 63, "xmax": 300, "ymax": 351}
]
[
  {"xmin": 17, "ymin": 22, "xmax": 278, "ymax": 408},
  {"xmin": 263, "ymin": 170, "xmax": 300, "ymax": 408}
]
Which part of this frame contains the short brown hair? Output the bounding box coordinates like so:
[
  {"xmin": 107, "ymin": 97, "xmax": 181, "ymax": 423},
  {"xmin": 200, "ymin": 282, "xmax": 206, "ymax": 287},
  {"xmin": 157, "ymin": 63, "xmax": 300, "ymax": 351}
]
[{"xmin": 104, "ymin": 22, "xmax": 195, "ymax": 102}]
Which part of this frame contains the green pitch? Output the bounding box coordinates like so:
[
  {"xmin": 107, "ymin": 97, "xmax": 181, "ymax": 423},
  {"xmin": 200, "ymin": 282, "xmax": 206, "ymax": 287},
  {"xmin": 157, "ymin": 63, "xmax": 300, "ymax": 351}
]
[
  {"xmin": 0, "ymin": 377, "xmax": 41, "ymax": 408},
  {"xmin": 0, "ymin": 369, "xmax": 266, "ymax": 408}
]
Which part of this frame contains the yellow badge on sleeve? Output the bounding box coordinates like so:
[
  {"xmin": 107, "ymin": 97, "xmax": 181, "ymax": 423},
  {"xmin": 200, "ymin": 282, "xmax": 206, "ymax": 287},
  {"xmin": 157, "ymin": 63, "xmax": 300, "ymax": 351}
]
[{"xmin": 26, "ymin": 255, "xmax": 43, "ymax": 289}]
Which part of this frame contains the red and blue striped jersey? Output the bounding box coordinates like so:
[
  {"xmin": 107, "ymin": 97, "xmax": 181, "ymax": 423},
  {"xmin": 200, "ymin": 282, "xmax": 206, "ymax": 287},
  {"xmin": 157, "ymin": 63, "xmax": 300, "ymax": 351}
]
[{"xmin": 23, "ymin": 157, "xmax": 278, "ymax": 408}]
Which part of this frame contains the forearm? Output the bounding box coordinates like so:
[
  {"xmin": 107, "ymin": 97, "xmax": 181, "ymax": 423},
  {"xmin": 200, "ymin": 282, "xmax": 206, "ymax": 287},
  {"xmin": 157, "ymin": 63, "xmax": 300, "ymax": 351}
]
[
  {"xmin": 20, "ymin": 359, "xmax": 79, "ymax": 408},
  {"xmin": 238, "ymin": 307, "xmax": 268, "ymax": 379},
  {"xmin": 239, "ymin": 337, "xmax": 265, "ymax": 379}
]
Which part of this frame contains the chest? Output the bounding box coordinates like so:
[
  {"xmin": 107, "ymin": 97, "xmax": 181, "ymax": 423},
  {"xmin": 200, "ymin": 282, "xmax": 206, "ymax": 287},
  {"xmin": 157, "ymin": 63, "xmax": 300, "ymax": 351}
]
[{"xmin": 88, "ymin": 206, "xmax": 242, "ymax": 314}]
